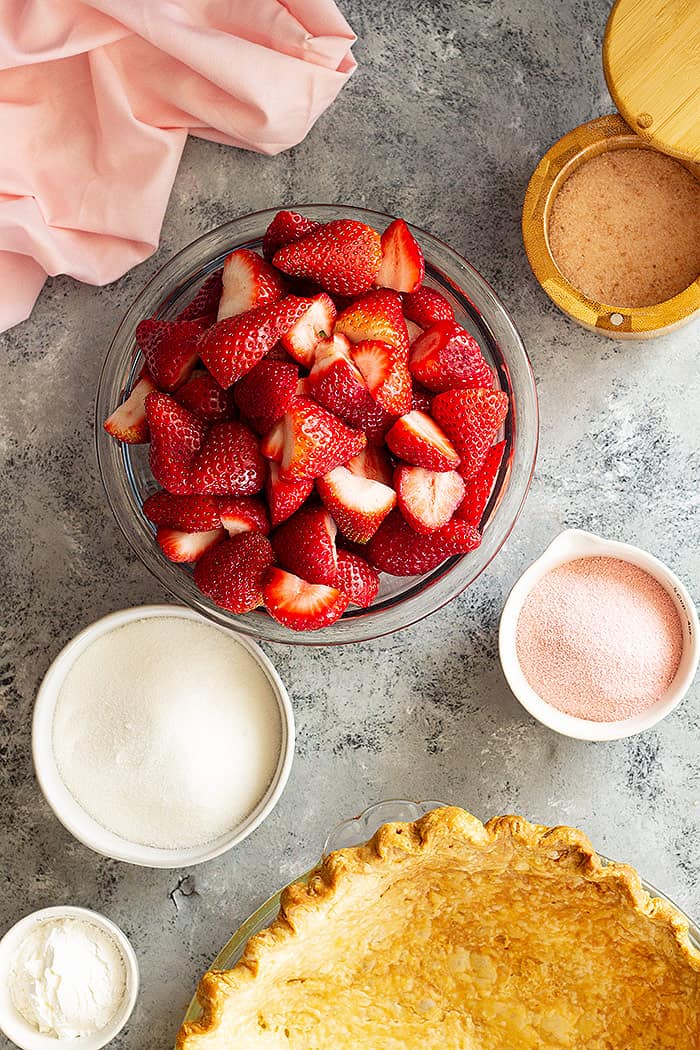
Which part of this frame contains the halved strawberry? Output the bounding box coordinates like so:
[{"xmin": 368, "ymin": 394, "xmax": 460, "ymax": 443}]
[
  {"xmin": 142, "ymin": 492, "xmax": 222, "ymax": 531},
  {"xmin": 335, "ymin": 289, "xmax": 409, "ymax": 359},
  {"xmin": 261, "ymin": 419, "xmax": 285, "ymax": 462},
  {"xmin": 194, "ymin": 533, "xmax": 275, "ymax": 613},
  {"xmin": 262, "ymin": 210, "xmax": 320, "ymax": 262},
  {"xmin": 306, "ymin": 334, "xmax": 368, "ymax": 421},
  {"xmin": 233, "ymin": 359, "xmax": 299, "ymax": 435},
  {"xmin": 279, "ymin": 292, "xmax": 336, "ymax": 366},
  {"xmin": 280, "ymin": 399, "xmax": 365, "ymax": 481},
  {"xmin": 145, "ymin": 392, "xmax": 206, "ymax": 495},
  {"xmin": 316, "ymin": 465, "xmax": 396, "ymax": 543},
  {"xmin": 394, "ymin": 466, "xmax": 465, "ymax": 535},
  {"xmin": 262, "ymin": 568, "xmax": 349, "ymax": 631},
  {"xmin": 376, "ymin": 218, "xmax": 424, "ymax": 294},
  {"xmin": 409, "ymin": 321, "xmax": 492, "ymax": 393},
  {"xmin": 174, "ymin": 369, "xmax": 236, "ymax": 423},
  {"xmin": 455, "ymin": 440, "xmax": 506, "ymax": 526},
  {"xmin": 189, "ymin": 421, "xmax": 266, "ymax": 495},
  {"xmin": 385, "ymin": 410, "xmax": 459, "ymax": 471},
  {"xmin": 177, "ymin": 269, "xmax": 223, "ymax": 323},
  {"xmin": 273, "ymin": 219, "xmax": 382, "ymax": 297},
  {"xmin": 136, "ymin": 318, "xmax": 205, "ymax": 392},
  {"xmin": 334, "ymin": 549, "xmax": 380, "ymax": 607},
  {"xmin": 366, "ymin": 509, "xmax": 481, "ymax": 576},
  {"xmin": 217, "ymin": 495, "xmax": 270, "ymax": 536},
  {"xmin": 346, "ymin": 445, "xmax": 393, "ymax": 486},
  {"xmin": 402, "ymin": 286, "xmax": 454, "ymax": 327},
  {"xmin": 265, "ymin": 461, "xmax": 314, "ymax": 526},
  {"xmin": 271, "ymin": 503, "xmax": 338, "ymax": 585},
  {"xmin": 217, "ymin": 248, "xmax": 287, "ymax": 321},
  {"xmin": 351, "ymin": 339, "xmax": 412, "ymax": 415},
  {"xmin": 156, "ymin": 526, "xmax": 224, "ymax": 563},
  {"xmin": 431, "ymin": 388, "xmax": 509, "ymax": 479},
  {"xmin": 103, "ymin": 371, "xmax": 157, "ymax": 444}
]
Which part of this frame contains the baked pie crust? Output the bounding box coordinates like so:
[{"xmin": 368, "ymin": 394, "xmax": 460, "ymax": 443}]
[{"xmin": 177, "ymin": 807, "xmax": 700, "ymax": 1049}]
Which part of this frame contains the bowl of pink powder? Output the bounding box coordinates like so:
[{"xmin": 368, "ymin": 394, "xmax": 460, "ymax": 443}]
[{"xmin": 499, "ymin": 529, "xmax": 699, "ymax": 741}]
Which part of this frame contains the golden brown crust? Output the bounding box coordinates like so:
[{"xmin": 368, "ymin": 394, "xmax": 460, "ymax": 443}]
[{"xmin": 177, "ymin": 807, "xmax": 700, "ymax": 1050}]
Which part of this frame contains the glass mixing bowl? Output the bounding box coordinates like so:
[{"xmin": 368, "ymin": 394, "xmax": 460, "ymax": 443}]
[{"xmin": 96, "ymin": 206, "xmax": 538, "ymax": 644}]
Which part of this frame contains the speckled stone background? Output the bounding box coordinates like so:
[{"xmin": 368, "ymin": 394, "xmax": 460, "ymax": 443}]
[{"xmin": 1, "ymin": 1, "xmax": 699, "ymax": 1046}]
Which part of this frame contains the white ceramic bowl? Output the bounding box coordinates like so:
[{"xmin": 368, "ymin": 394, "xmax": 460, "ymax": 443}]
[
  {"xmin": 32, "ymin": 605, "xmax": 295, "ymax": 867},
  {"xmin": 0, "ymin": 906, "xmax": 138, "ymax": 1050},
  {"xmin": 499, "ymin": 529, "xmax": 699, "ymax": 740}
]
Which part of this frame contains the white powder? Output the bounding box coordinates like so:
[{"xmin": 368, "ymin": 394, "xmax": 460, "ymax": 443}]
[{"xmin": 52, "ymin": 616, "xmax": 283, "ymax": 849}]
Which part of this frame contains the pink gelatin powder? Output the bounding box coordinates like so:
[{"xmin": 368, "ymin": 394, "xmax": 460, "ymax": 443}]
[{"xmin": 515, "ymin": 556, "xmax": 683, "ymax": 723}]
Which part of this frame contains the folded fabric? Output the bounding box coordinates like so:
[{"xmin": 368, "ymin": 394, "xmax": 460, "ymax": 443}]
[{"xmin": 0, "ymin": 0, "xmax": 356, "ymax": 333}]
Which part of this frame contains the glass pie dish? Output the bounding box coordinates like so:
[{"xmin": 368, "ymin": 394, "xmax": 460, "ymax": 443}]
[{"xmin": 96, "ymin": 205, "xmax": 538, "ymax": 645}]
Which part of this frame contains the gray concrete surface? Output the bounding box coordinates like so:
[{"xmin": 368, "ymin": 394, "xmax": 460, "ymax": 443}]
[{"xmin": 1, "ymin": 1, "xmax": 699, "ymax": 1046}]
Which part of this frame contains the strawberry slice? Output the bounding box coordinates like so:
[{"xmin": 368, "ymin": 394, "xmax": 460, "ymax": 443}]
[
  {"xmin": 174, "ymin": 369, "xmax": 236, "ymax": 423},
  {"xmin": 335, "ymin": 289, "xmax": 409, "ymax": 359},
  {"xmin": 271, "ymin": 503, "xmax": 338, "ymax": 585},
  {"xmin": 273, "ymin": 219, "xmax": 382, "ymax": 297},
  {"xmin": 385, "ymin": 410, "xmax": 459, "ymax": 471},
  {"xmin": 265, "ymin": 461, "xmax": 314, "ymax": 526},
  {"xmin": 262, "ymin": 568, "xmax": 349, "ymax": 631},
  {"xmin": 142, "ymin": 492, "xmax": 222, "ymax": 531},
  {"xmin": 262, "ymin": 210, "xmax": 320, "ymax": 262},
  {"xmin": 103, "ymin": 371, "xmax": 157, "ymax": 444},
  {"xmin": 351, "ymin": 339, "xmax": 412, "ymax": 416},
  {"xmin": 194, "ymin": 533, "xmax": 275, "ymax": 614},
  {"xmin": 280, "ymin": 398, "xmax": 366, "ymax": 482},
  {"xmin": 176, "ymin": 269, "xmax": 223, "ymax": 323},
  {"xmin": 233, "ymin": 359, "xmax": 299, "ymax": 435},
  {"xmin": 260, "ymin": 419, "xmax": 285, "ymax": 462},
  {"xmin": 402, "ymin": 286, "xmax": 454, "ymax": 327},
  {"xmin": 136, "ymin": 318, "xmax": 205, "ymax": 392},
  {"xmin": 279, "ymin": 292, "xmax": 337, "ymax": 366},
  {"xmin": 431, "ymin": 388, "xmax": 509, "ymax": 479},
  {"xmin": 455, "ymin": 440, "xmax": 506, "ymax": 526},
  {"xmin": 217, "ymin": 495, "xmax": 270, "ymax": 536},
  {"xmin": 189, "ymin": 421, "xmax": 266, "ymax": 495},
  {"xmin": 394, "ymin": 466, "xmax": 465, "ymax": 535},
  {"xmin": 306, "ymin": 334, "xmax": 368, "ymax": 421},
  {"xmin": 145, "ymin": 392, "xmax": 206, "ymax": 495},
  {"xmin": 156, "ymin": 526, "xmax": 224, "ymax": 563},
  {"xmin": 217, "ymin": 248, "xmax": 287, "ymax": 321},
  {"xmin": 376, "ymin": 218, "xmax": 424, "ymax": 294},
  {"xmin": 346, "ymin": 445, "xmax": 393, "ymax": 487},
  {"xmin": 316, "ymin": 465, "xmax": 396, "ymax": 543},
  {"xmin": 334, "ymin": 549, "xmax": 380, "ymax": 607},
  {"xmin": 366, "ymin": 509, "xmax": 481, "ymax": 576},
  {"xmin": 409, "ymin": 321, "xmax": 492, "ymax": 393}
]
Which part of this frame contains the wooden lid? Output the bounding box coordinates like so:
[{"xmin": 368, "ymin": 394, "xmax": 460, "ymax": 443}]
[{"xmin": 603, "ymin": 0, "xmax": 700, "ymax": 163}]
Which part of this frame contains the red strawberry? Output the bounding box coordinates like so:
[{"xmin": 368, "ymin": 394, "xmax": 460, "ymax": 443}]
[
  {"xmin": 145, "ymin": 392, "xmax": 206, "ymax": 495},
  {"xmin": 334, "ymin": 550, "xmax": 380, "ymax": 607},
  {"xmin": 316, "ymin": 465, "xmax": 396, "ymax": 543},
  {"xmin": 455, "ymin": 440, "xmax": 506, "ymax": 526},
  {"xmin": 217, "ymin": 495, "xmax": 270, "ymax": 536},
  {"xmin": 438, "ymin": 519, "xmax": 484, "ymax": 551},
  {"xmin": 280, "ymin": 398, "xmax": 366, "ymax": 481},
  {"xmin": 394, "ymin": 466, "xmax": 465, "ymax": 535},
  {"xmin": 262, "ymin": 210, "xmax": 320, "ymax": 262},
  {"xmin": 366, "ymin": 509, "xmax": 481, "ymax": 576},
  {"xmin": 343, "ymin": 396, "xmax": 397, "ymax": 446},
  {"xmin": 335, "ymin": 289, "xmax": 409, "ymax": 359},
  {"xmin": 262, "ymin": 568, "xmax": 349, "ymax": 631},
  {"xmin": 103, "ymin": 371, "xmax": 157, "ymax": 444},
  {"xmin": 217, "ymin": 248, "xmax": 287, "ymax": 321},
  {"xmin": 279, "ymin": 292, "xmax": 336, "ymax": 366},
  {"xmin": 409, "ymin": 321, "xmax": 492, "ymax": 393},
  {"xmin": 176, "ymin": 269, "xmax": 223, "ymax": 323},
  {"xmin": 142, "ymin": 491, "xmax": 222, "ymax": 531},
  {"xmin": 402, "ymin": 286, "xmax": 454, "ymax": 327},
  {"xmin": 385, "ymin": 410, "xmax": 459, "ymax": 471},
  {"xmin": 233, "ymin": 359, "xmax": 299, "ymax": 435},
  {"xmin": 174, "ymin": 369, "xmax": 236, "ymax": 423},
  {"xmin": 189, "ymin": 421, "xmax": 266, "ymax": 495},
  {"xmin": 273, "ymin": 219, "xmax": 382, "ymax": 297},
  {"xmin": 136, "ymin": 318, "xmax": 205, "ymax": 392},
  {"xmin": 431, "ymin": 388, "xmax": 509, "ymax": 479},
  {"xmin": 306, "ymin": 334, "xmax": 368, "ymax": 421},
  {"xmin": 376, "ymin": 218, "xmax": 424, "ymax": 294},
  {"xmin": 260, "ymin": 419, "xmax": 285, "ymax": 462},
  {"xmin": 156, "ymin": 526, "xmax": 224, "ymax": 563},
  {"xmin": 346, "ymin": 445, "xmax": 393, "ymax": 487},
  {"xmin": 351, "ymin": 339, "xmax": 412, "ymax": 415},
  {"xmin": 194, "ymin": 533, "xmax": 275, "ymax": 613},
  {"xmin": 265, "ymin": 461, "xmax": 314, "ymax": 526},
  {"xmin": 411, "ymin": 384, "xmax": 433, "ymax": 413},
  {"xmin": 271, "ymin": 503, "xmax": 338, "ymax": 585}
]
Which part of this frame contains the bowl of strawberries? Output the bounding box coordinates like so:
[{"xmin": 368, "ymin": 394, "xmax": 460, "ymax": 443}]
[{"xmin": 96, "ymin": 205, "xmax": 538, "ymax": 643}]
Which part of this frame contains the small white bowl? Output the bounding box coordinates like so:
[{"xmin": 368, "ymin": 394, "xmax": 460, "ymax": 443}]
[
  {"xmin": 0, "ymin": 906, "xmax": 138, "ymax": 1050},
  {"xmin": 32, "ymin": 605, "xmax": 295, "ymax": 867},
  {"xmin": 499, "ymin": 529, "xmax": 699, "ymax": 740}
]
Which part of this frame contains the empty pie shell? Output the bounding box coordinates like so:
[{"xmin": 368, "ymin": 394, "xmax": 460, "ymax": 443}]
[{"xmin": 177, "ymin": 806, "xmax": 700, "ymax": 1049}]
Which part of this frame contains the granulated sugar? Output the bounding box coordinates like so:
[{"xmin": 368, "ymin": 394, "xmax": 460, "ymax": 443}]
[{"xmin": 516, "ymin": 556, "xmax": 683, "ymax": 723}]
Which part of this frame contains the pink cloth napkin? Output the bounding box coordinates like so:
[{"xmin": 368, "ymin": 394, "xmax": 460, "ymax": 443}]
[{"xmin": 0, "ymin": 0, "xmax": 356, "ymax": 333}]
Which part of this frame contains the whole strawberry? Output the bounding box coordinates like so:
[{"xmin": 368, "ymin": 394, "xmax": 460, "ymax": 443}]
[{"xmin": 273, "ymin": 219, "xmax": 382, "ymax": 297}]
